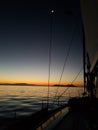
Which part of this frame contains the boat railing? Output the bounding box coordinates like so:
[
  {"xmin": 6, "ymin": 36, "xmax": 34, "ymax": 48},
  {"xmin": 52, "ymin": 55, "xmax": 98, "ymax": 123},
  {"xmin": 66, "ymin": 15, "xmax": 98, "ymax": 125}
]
[{"xmin": 34, "ymin": 106, "xmax": 69, "ymax": 130}]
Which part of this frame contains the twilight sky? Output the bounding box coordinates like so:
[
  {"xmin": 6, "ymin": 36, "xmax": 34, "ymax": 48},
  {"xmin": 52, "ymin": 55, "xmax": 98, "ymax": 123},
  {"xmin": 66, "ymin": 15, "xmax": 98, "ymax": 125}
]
[{"xmin": 0, "ymin": 0, "xmax": 83, "ymax": 86}]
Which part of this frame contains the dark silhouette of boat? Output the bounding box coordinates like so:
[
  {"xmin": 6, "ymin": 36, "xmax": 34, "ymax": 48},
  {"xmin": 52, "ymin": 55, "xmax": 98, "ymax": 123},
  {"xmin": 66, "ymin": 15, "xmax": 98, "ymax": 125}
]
[{"xmin": 0, "ymin": 0, "xmax": 98, "ymax": 130}]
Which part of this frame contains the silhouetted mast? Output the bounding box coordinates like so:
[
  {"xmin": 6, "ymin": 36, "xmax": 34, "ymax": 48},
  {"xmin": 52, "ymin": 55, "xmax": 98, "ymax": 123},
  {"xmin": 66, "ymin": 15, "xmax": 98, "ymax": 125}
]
[
  {"xmin": 80, "ymin": 0, "xmax": 98, "ymax": 97},
  {"xmin": 82, "ymin": 27, "xmax": 86, "ymax": 93}
]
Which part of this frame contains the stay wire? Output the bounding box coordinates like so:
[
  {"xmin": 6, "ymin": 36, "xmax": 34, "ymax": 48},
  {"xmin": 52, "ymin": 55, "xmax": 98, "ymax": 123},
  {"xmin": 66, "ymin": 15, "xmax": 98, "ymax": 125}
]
[
  {"xmin": 53, "ymin": 21, "xmax": 77, "ymax": 104},
  {"xmin": 47, "ymin": 10, "xmax": 54, "ymax": 109},
  {"xmin": 58, "ymin": 66, "xmax": 83, "ymax": 99}
]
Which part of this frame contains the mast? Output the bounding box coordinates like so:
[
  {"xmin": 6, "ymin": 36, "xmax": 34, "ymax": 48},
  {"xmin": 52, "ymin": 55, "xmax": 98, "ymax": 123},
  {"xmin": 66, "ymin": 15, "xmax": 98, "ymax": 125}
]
[
  {"xmin": 82, "ymin": 27, "xmax": 86, "ymax": 93},
  {"xmin": 80, "ymin": 0, "xmax": 98, "ymax": 98}
]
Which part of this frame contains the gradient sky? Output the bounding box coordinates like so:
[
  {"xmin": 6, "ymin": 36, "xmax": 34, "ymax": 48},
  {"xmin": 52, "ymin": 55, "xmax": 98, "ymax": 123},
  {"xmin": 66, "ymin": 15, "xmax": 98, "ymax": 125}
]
[{"xmin": 0, "ymin": 0, "xmax": 83, "ymax": 86}]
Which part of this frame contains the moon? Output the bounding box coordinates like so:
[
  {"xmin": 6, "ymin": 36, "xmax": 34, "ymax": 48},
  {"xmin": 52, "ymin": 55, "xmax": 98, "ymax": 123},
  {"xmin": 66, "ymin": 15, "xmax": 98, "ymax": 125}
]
[{"xmin": 51, "ymin": 10, "xmax": 54, "ymax": 13}]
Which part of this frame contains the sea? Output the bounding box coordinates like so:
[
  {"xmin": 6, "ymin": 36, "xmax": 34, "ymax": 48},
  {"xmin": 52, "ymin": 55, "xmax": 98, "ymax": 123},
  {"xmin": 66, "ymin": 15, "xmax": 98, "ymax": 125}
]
[{"xmin": 0, "ymin": 85, "xmax": 83, "ymax": 119}]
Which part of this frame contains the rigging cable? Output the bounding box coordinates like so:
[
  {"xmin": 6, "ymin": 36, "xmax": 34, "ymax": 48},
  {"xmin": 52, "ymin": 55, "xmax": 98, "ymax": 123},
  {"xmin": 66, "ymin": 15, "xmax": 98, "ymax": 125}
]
[
  {"xmin": 58, "ymin": 66, "xmax": 83, "ymax": 99},
  {"xmin": 47, "ymin": 10, "xmax": 54, "ymax": 109},
  {"xmin": 53, "ymin": 20, "xmax": 77, "ymax": 103}
]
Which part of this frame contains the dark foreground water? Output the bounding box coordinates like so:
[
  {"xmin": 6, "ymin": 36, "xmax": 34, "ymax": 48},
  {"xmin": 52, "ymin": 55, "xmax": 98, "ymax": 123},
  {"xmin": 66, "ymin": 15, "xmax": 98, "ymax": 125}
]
[{"xmin": 0, "ymin": 85, "xmax": 83, "ymax": 119}]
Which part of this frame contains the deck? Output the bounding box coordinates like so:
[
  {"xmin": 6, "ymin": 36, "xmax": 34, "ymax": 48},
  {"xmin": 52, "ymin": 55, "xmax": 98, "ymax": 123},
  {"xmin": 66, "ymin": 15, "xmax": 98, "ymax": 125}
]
[
  {"xmin": 54, "ymin": 111, "xmax": 95, "ymax": 130},
  {"xmin": 45, "ymin": 97, "xmax": 98, "ymax": 130}
]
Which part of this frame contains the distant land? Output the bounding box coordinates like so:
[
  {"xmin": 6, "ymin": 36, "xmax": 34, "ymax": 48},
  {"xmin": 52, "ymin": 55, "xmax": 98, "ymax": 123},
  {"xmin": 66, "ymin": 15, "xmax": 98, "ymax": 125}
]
[
  {"xmin": 0, "ymin": 83, "xmax": 77, "ymax": 87},
  {"xmin": 0, "ymin": 83, "xmax": 35, "ymax": 86},
  {"xmin": 53, "ymin": 84, "xmax": 77, "ymax": 87}
]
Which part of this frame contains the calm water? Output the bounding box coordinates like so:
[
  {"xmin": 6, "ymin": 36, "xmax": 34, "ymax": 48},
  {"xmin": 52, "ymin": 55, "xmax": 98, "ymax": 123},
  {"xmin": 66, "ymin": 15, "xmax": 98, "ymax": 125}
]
[{"xmin": 0, "ymin": 85, "xmax": 83, "ymax": 118}]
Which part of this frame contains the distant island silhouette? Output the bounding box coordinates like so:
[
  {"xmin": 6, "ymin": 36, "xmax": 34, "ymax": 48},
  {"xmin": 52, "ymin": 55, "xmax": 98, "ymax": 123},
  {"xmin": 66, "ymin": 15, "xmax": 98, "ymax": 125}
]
[
  {"xmin": 0, "ymin": 83, "xmax": 77, "ymax": 87},
  {"xmin": 53, "ymin": 84, "xmax": 77, "ymax": 87},
  {"xmin": 0, "ymin": 83, "xmax": 35, "ymax": 86}
]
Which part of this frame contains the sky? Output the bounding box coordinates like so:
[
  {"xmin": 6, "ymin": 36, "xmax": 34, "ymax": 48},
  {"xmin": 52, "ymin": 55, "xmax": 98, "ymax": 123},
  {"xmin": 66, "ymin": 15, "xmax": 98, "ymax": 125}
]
[{"xmin": 0, "ymin": 0, "xmax": 83, "ymax": 86}]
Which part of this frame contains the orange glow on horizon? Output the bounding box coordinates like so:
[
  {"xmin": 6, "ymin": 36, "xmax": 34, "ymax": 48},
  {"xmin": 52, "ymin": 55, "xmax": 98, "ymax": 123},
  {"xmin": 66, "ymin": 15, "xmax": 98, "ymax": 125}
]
[
  {"xmin": 0, "ymin": 70, "xmax": 83, "ymax": 86},
  {"xmin": 0, "ymin": 79, "xmax": 83, "ymax": 87},
  {"xmin": 0, "ymin": 65, "xmax": 83, "ymax": 87}
]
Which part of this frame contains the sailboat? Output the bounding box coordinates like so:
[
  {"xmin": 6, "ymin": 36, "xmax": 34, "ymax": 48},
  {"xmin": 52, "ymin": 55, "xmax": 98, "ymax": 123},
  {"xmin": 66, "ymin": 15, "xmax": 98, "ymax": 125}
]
[
  {"xmin": 2, "ymin": 0, "xmax": 98, "ymax": 130},
  {"xmin": 52, "ymin": 0, "xmax": 98, "ymax": 129},
  {"xmin": 37, "ymin": 0, "xmax": 98, "ymax": 129}
]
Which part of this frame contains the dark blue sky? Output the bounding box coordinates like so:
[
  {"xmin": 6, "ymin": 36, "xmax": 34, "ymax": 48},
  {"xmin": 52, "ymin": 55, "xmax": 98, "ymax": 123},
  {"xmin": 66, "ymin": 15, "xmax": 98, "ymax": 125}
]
[{"xmin": 0, "ymin": 0, "xmax": 83, "ymax": 85}]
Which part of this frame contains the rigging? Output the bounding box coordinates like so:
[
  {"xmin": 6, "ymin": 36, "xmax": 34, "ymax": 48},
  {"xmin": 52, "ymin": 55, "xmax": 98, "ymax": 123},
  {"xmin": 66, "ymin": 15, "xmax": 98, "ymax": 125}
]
[
  {"xmin": 53, "ymin": 19, "xmax": 78, "ymax": 103},
  {"xmin": 47, "ymin": 10, "xmax": 54, "ymax": 109},
  {"xmin": 59, "ymin": 67, "xmax": 83, "ymax": 99}
]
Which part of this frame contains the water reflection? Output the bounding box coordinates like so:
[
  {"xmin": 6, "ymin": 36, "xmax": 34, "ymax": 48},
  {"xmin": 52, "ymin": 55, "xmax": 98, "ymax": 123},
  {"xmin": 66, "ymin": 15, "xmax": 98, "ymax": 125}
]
[{"xmin": 0, "ymin": 85, "xmax": 83, "ymax": 118}]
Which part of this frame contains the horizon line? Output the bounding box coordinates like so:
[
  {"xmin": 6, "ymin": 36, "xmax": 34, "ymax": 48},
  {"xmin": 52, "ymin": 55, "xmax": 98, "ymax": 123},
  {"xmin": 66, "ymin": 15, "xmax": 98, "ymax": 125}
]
[{"xmin": 0, "ymin": 82, "xmax": 83, "ymax": 87}]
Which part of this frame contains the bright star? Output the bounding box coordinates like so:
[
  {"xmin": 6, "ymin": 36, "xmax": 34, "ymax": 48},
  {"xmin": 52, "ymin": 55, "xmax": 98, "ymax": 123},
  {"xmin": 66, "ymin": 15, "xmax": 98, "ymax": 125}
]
[{"xmin": 51, "ymin": 10, "xmax": 54, "ymax": 13}]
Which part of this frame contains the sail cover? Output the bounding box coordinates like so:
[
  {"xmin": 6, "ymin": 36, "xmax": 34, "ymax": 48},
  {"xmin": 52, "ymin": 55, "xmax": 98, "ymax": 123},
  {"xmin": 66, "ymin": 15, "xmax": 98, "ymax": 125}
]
[{"xmin": 80, "ymin": 0, "xmax": 98, "ymax": 71}]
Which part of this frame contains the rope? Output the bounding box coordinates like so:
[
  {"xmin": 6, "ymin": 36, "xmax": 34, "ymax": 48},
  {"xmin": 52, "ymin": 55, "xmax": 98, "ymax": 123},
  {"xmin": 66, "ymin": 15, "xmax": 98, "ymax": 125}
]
[
  {"xmin": 53, "ymin": 19, "xmax": 77, "ymax": 102},
  {"xmin": 58, "ymin": 66, "xmax": 83, "ymax": 99},
  {"xmin": 47, "ymin": 10, "xmax": 54, "ymax": 108}
]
